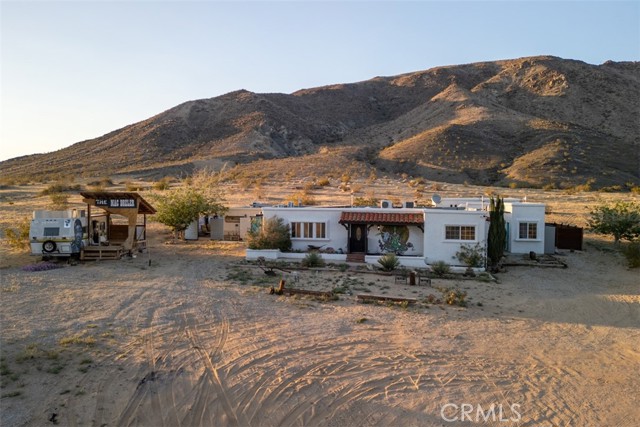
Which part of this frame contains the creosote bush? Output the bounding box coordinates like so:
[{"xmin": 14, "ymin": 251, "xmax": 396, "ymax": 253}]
[
  {"xmin": 49, "ymin": 192, "xmax": 69, "ymax": 210},
  {"xmin": 285, "ymin": 191, "xmax": 316, "ymax": 206},
  {"xmin": 456, "ymin": 242, "xmax": 486, "ymax": 268},
  {"xmin": 3, "ymin": 217, "xmax": 31, "ymax": 250},
  {"xmin": 301, "ymin": 252, "xmax": 325, "ymax": 268},
  {"xmin": 431, "ymin": 261, "xmax": 451, "ymax": 277},
  {"xmin": 353, "ymin": 196, "xmax": 379, "ymax": 207},
  {"xmin": 152, "ymin": 177, "xmax": 172, "ymax": 191},
  {"xmin": 39, "ymin": 182, "xmax": 82, "ymax": 196}
]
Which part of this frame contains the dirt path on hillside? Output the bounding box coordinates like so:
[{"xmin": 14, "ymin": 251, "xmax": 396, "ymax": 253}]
[{"xmin": 1, "ymin": 240, "xmax": 638, "ymax": 426}]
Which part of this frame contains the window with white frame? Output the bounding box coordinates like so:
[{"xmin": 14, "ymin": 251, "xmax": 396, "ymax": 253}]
[
  {"xmin": 445, "ymin": 225, "xmax": 476, "ymax": 241},
  {"xmin": 518, "ymin": 222, "xmax": 538, "ymax": 240},
  {"xmin": 291, "ymin": 222, "xmax": 327, "ymax": 239}
]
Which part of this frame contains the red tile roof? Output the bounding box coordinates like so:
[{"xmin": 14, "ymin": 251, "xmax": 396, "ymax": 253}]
[{"xmin": 339, "ymin": 211, "xmax": 424, "ymax": 225}]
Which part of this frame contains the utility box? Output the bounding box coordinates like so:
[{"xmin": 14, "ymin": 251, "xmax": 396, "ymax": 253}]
[{"xmin": 184, "ymin": 220, "xmax": 199, "ymax": 240}]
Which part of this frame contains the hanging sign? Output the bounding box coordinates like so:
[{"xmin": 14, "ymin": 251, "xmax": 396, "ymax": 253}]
[{"xmin": 95, "ymin": 198, "xmax": 137, "ymax": 208}]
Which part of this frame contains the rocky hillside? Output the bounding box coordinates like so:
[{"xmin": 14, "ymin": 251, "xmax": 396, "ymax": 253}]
[{"xmin": 2, "ymin": 56, "xmax": 638, "ymax": 188}]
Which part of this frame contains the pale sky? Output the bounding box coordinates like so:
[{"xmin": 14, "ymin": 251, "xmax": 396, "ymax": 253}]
[{"xmin": 1, "ymin": 0, "xmax": 639, "ymax": 161}]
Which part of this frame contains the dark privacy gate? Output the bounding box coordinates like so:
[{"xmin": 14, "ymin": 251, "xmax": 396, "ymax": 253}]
[{"xmin": 547, "ymin": 223, "xmax": 583, "ymax": 251}]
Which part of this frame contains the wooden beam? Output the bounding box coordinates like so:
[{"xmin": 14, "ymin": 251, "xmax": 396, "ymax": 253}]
[{"xmin": 356, "ymin": 294, "xmax": 418, "ymax": 304}]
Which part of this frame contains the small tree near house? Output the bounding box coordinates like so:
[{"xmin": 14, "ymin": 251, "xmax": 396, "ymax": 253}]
[
  {"xmin": 152, "ymin": 187, "xmax": 227, "ymax": 240},
  {"xmin": 587, "ymin": 201, "xmax": 640, "ymax": 243}
]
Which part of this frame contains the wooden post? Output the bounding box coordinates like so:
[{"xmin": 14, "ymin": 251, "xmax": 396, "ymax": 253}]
[
  {"xmin": 409, "ymin": 271, "xmax": 416, "ymax": 286},
  {"xmin": 278, "ymin": 279, "xmax": 286, "ymax": 293}
]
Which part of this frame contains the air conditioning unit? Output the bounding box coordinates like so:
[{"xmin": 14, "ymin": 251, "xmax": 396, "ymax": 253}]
[
  {"xmin": 403, "ymin": 201, "xmax": 415, "ymax": 208},
  {"xmin": 380, "ymin": 200, "xmax": 392, "ymax": 209}
]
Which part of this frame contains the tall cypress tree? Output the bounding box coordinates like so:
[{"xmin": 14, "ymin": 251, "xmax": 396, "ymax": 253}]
[{"xmin": 488, "ymin": 196, "xmax": 506, "ymax": 269}]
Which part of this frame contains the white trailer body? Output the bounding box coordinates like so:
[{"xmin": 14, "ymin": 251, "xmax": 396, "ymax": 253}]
[{"xmin": 29, "ymin": 209, "xmax": 89, "ymax": 257}]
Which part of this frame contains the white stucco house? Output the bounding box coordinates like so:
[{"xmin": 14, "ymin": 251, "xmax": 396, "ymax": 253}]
[{"xmin": 246, "ymin": 197, "xmax": 545, "ymax": 269}]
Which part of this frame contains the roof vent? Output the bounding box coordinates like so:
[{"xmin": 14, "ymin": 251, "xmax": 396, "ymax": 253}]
[{"xmin": 380, "ymin": 200, "xmax": 392, "ymax": 209}]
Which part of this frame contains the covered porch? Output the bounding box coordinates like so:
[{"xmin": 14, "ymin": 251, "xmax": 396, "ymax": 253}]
[
  {"xmin": 80, "ymin": 192, "xmax": 156, "ymax": 260},
  {"xmin": 338, "ymin": 211, "xmax": 425, "ymax": 262}
]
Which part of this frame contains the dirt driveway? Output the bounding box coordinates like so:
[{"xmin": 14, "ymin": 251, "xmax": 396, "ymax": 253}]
[{"xmin": 1, "ymin": 239, "xmax": 639, "ymax": 426}]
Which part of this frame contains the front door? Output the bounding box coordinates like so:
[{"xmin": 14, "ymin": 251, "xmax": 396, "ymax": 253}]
[{"xmin": 349, "ymin": 224, "xmax": 366, "ymax": 253}]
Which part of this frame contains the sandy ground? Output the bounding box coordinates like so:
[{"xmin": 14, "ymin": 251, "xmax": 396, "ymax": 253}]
[
  {"xmin": 0, "ymin": 224, "xmax": 638, "ymax": 426},
  {"xmin": 0, "ymin": 181, "xmax": 639, "ymax": 426}
]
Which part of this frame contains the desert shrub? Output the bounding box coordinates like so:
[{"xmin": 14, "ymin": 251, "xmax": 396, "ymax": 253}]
[
  {"xmin": 456, "ymin": 242, "xmax": 486, "ymax": 268},
  {"xmin": 570, "ymin": 181, "xmax": 594, "ymax": 193},
  {"xmin": 3, "ymin": 217, "xmax": 30, "ymax": 250},
  {"xmin": 88, "ymin": 177, "xmax": 113, "ymax": 187},
  {"xmin": 246, "ymin": 216, "xmax": 292, "ymax": 252},
  {"xmin": 316, "ymin": 177, "xmax": 331, "ymax": 187},
  {"xmin": 49, "ymin": 192, "xmax": 69, "ymax": 209},
  {"xmin": 352, "ymin": 196, "xmax": 379, "ymax": 207},
  {"xmin": 301, "ymin": 252, "xmax": 325, "ymax": 268},
  {"xmin": 377, "ymin": 253, "xmax": 400, "ymax": 271},
  {"xmin": 285, "ymin": 191, "xmax": 316, "ymax": 206},
  {"xmin": 0, "ymin": 177, "xmax": 17, "ymax": 187},
  {"xmin": 431, "ymin": 261, "xmax": 451, "ymax": 277},
  {"xmin": 598, "ymin": 185, "xmax": 623, "ymax": 193},
  {"xmin": 444, "ymin": 289, "xmax": 468, "ymax": 306},
  {"xmin": 302, "ymin": 181, "xmax": 317, "ymax": 191},
  {"xmin": 39, "ymin": 182, "xmax": 82, "ymax": 196},
  {"xmin": 621, "ymin": 241, "xmax": 640, "ymax": 268},
  {"xmin": 408, "ymin": 177, "xmax": 425, "ymax": 188},
  {"xmin": 152, "ymin": 177, "xmax": 172, "ymax": 191},
  {"xmin": 124, "ymin": 180, "xmax": 141, "ymax": 191}
]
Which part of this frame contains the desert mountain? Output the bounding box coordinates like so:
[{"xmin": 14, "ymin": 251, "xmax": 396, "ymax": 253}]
[{"xmin": 2, "ymin": 56, "xmax": 638, "ymax": 188}]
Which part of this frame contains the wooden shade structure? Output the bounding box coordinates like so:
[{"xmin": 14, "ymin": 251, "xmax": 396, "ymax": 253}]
[{"xmin": 80, "ymin": 192, "xmax": 156, "ymax": 253}]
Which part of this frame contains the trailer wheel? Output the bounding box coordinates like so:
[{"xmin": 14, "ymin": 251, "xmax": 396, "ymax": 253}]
[{"xmin": 42, "ymin": 240, "xmax": 57, "ymax": 253}]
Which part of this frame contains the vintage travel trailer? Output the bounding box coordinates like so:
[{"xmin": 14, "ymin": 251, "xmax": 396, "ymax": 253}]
[
  {"xmin": 29, "ymin": 209, "xmax": 89, "ymax": 257},
  {"xmin": 250, "ymin": 197, "xmax": 546, "ymax": 269}
]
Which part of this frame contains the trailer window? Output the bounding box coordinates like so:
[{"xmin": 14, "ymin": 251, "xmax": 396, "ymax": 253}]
[{"xmin": 44, "ymin": 227, "xmax": 59, "ymax": 237}]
